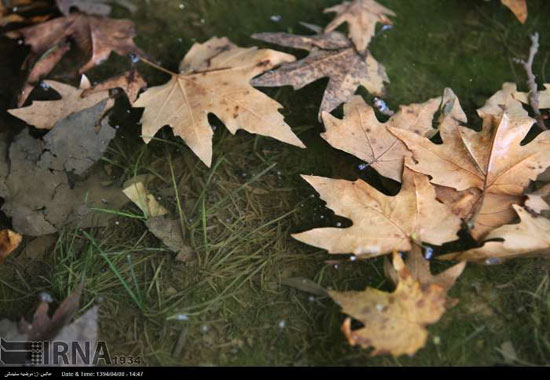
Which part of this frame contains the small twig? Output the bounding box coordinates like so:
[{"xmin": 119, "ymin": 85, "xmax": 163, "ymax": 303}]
[{"xmin": 514, "ymin": 33, "xmax": 547, "ymax": 130}]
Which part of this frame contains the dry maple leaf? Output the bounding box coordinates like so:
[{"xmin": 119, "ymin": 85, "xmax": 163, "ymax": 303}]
[
  {"xmin": 324, "ymin": 0, "xmax": 395, "ymax": 53},
  {"xmin": 321, "ymin": 95, "xmax": 441, "ymax": 182},
  {"xmin": 8, "ymin": 75, "xmax": 113, "ymax": 130},
  {"xmin": 252, "ymin": 24, "xmax": 388, "ymax": 118},
  {"xmin": 501, "ymin": 0, "xmax": 528, "ymax": 23},
  {"xmin": 133, "ymin": 36, "xmax": 304, "ymax": 167},
  {"xmin": 292, "ymin": 166, "xmax": 461, "ymax": 258},
  {"xmin": 330, "ymin": 251, "xmax": 461, "ymax": 356},
  {"xmin": 514, "ymin": 83, "xmax": 550, "ymax": 109},
  {"xmin": 441, "ymin": 205, "xmax": 550, "ymax": 263},
  {"xmin": 390, "ymin": 84, "xmax": 550, "ymax": 240},
  {"xmin": 81, "ymin": 69, "xmax": 146, "ymax": 104},
  {"xmin": 0, "ymin": 229, "xmax": 23, "ymax": 264},
  {"xmin": 6, "ymin": 13, "xmax": 141, "ymax": 106}
]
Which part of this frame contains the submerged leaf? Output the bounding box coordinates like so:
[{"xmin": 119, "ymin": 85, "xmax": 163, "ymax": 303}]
[
  {"xmin": 252, "ymin": 27, "xmax": 388, "ymax": 118},
  {"xmin": 133, "ymin": 37, "xmax": 304, "ymax": 167},
  {"xmin": 292, "ymin": 167, "xmax": 461, "ymax": 258},
  {"xmin": 331, "ymin": 251, "xmax": 461, "ymax": 357}
]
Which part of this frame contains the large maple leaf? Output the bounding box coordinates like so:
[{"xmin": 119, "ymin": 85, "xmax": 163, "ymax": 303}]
[
  {"xmin": 133, "ymin": 37, "xmax": 304, "ymax": 167},
  {"xmin": 321, "ymin": 95, "xmax": 441, "ymax": 182},
  {"xmin": 500, "ymin": 0, "xmax": 528, "ymax": 23},
  {"xmin": 6, "ymin": 13, "xmax": 141, "ymax": 106},
  {"xmin": 324, "ymin": 0, "xmax": 395, "ymax": 53},
  {"xmin": 251, "ymin": 25, "xmax": 388, "ymax": 118},
  {"xmin": 330, "ymin": 249, "xmax": 464, "ymax": 357},
  {"xmin": 292, "ymin": 167, "xmax": 461, "ymax": 258},
  {"xmin": 390, "ymin": 84, "xmax": 550, "ymax": 240}
]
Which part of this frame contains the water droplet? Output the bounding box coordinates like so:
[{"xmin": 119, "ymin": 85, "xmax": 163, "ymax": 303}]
[
  {"xmin": 308, "ymin": 296, "xmax": 315, "ymax": 302},
  {"xmin": 278, "ymin": 320, "xmax": 286, "ymax": 329},
  {"xmin": 40, "ymin": 81, "xmax": 50, "ymax": 90},
  {"xmin": 424, "ymin": 247, "xmax": 434, "ymax": 260},
  {"xmin": 39, "ymin": 292, "xmax": 53, "ymax": 303},
  {"xmin": 336, "ymin": 222, "xmax": 342, "ymax": 227},
  {"xmin": 375, "ymin": 304, "xmax": 385, "ymax": 312},
  {"xmin": 270, "ymin": 15, "xmax": 282, "ymax": 22},
  {"xmin": 358, "ymin": 163, "xmax": 368, "ymax": 171},
  {"xmin": 178, "ymin": 3, "xmax": 185, "ymax": 10},
  {"xmin": 350, "ymin": 255, "xmax": 357, "ymax": 262},
  {"xmin": 200, "ymin": 324, "xmax": 209, "ymax": 333},
  {"xmin": 175, "ymin": 313, "xmax": 189, "ymax": 321},
  {"xmin": 485, "ymin": 257, "xmax": 502, "ymax": 265}
]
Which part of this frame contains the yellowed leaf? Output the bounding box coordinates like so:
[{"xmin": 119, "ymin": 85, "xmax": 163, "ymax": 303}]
[
  {"xmin": 321, "ymin": 95, "xmax": 441, "ymax": 182},
  {"xmin": 123, "ymin": 180, "xmax": 168, "ymax": 218},
  {"xmin": 133, "ymin": 37, "xmax": 304, "ymax": 167},
  {"xmin": 501, "ymin": 0, "xmax": 528, "ymax": 23},
  {"xmin": 8, "ymin": 75, "xmax": 113, "ymax": 130},
  {"xmin": 292, "ymin": 166, "xmax": 461, "ymax": 258},
  {"xmin": 390, "ymin": 84, "xmax": 550, "ymax": 239},
  {"xmin": 0, "ymin": 229, "xmax": 23, "ymax": 264},
  {"xmin": 324, "ymin": 0, "xmax": 395, "ymax": 52},
  {"xmin": 330, "ymin": 251, "xmax": 460, "ymax": 357}
]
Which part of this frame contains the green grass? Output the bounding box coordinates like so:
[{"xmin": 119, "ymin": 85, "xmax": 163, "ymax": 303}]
[{"xmin": 2, "ymin": 0, "xmax": 550, "ymax": 366}]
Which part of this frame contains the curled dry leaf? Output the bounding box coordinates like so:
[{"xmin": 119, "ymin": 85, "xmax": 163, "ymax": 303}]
[
  {"xmin": 0, "ymin": 229, "xmax": 23, "ymax": 264},
  {"xmin": 500, "ymin": 0, "xmax": 528, "ymax": 23},
  {"xmin": 133, "ymin": 37, "xmax": 304, "ymax": 167},
  {"xmin": 292, "ymin": 167, "xmax": 461, "ymax": 258},
  {"xmin": 123, "ymin": 178, "xmax": 168, "ymax": 218},
  {"xmin": 6, "ymin": 13, "xmax": 141, "ymax": 106},
  {"xmin": 8, "ymin": 75, "xmax": 113, "ymax": 130},
  {"xmin": 321, "ymin": 95, "xmax": 441, "ymax": 182},
  {"xmin": 330, "ymin": 251, "xmax": 461, "ymax": 357},
  {"xmin": 440, "ymin": 205, "xmax": 550, "ymax": 263},
  {"xmin": 81, "ymin": 69, "xmax": 147, "ymax": 104},
  {"xmin": 20, "ymin": 283, "xmax": 83, "ymax": 341},
  {"xmin": 390, "ymin": 84, "xmax": 550, "ymax": 240},
  {"xmin": 252, "ymin": 25, "xmax": 388, "ymax": 118},
  {"xmin": 324, "ymin": 0, "xmax": 395, "ymax": 52}
]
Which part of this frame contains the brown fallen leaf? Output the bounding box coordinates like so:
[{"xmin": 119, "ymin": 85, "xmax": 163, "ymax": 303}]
[
  {"xmin": 252, "ymin": 24, "xmax": 388, "ymax": 118},
  {"xmin": 6, "ymin": 13, "xmax": 142, "ymax": 106},
  {"xmin": 8, "ymin": 75, "xmax": 113, "ymax": 130},
  {"xmin": 81, "ymin": 69, "xmax": 147, "ymax": 104},
  {"xmin": 390, "ymin": 84, "xmax": 550, "ymax": 239},
  {"xmin": 383, "ymin": 244, "xmax": 466, "ymax": 307},
  {"xmin": 514, "ymin": 83, "xmax": 550, "ymax": 109},
  {"xmin": 292, "ymin": 166, "xmax": 461, "ymax": 258},
  {"xmin": 1, "ymin": 102, "xmax": 126, "ymax": 236},
  {"xmin": 440, "ymin": 205, "xmax": 550, "ymax": 263},
  {"xmin": 321, "ymin": 95, "xmax": 441, "ymax": 182},
  {"xmin": 0, "ymin": 0, "xmax": 52, "ymax": 27},
  {"xmin": 324, "ymin": 0, "xmax": 395, "ymax": 53},
  {"xmin": 330, "ymin": 251, "xmax": 461, "ymax": 356},
  {"xmin": 133, "ymin": 36, "xmax": 304, "ymax": 167},
  {"xmin": 0, "ymin": 229, "xmax": 23, "ymax": 264},
  {"xmin": 501, "ymin": 0, "xmax": 528, "ymax": 23},
  {"xmin": 20, "ymin": 283, "xmax": 83, "ymax": 341},
  {"xmin": 145, "ymin": 216, "xmax": 194, "ymax": 262}
]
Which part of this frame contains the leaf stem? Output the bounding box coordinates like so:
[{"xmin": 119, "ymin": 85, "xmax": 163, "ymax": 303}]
[{"xmin": 138, "ymin": 55, "xmax": 178, "ymax": 76}]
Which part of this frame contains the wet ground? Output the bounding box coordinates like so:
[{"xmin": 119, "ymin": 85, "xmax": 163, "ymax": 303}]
[{"xmin": 1, "ymin": 0, "xmax": 550, "ymax": 366}]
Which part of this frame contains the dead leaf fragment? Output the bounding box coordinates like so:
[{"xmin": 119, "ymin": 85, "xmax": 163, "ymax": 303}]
[
  {"xmin": 324, "ymin": 0, "xmax": 395, "ymax": 52},
  {"xmin": 56, "ymin": 0, "xmax": 111, "ymax": 16},
  {"xmin": 441, "ymin": 205, "xmax": 550, "ymax": 263},
  {"xmin": 82, "ymin": 69, "xmax": 147, "ymax": 104},
  {"xmin": 292, "ymin": 167, "xmax": 461, "ymax": 258},
  {"xmin": 123, "ymin": 179, "xmax": 168, "ymax": 218},
  {"xmin": 391, "ymin": 84, "xmax": 550, "ymax": 239},
  {"xmin": 330, "ymin": 252, "xmax": 453, "ymax": 356},
  {"xmin": 133, "ymin": 36, "xmax": 304, "ymax": 167},
  {"xmin": 1, "ymin": 103, "xmax": 126, "ymax": 236},
  {"xmin": 321, "ymin": 95, "xmax": 440, "ymax": 182},
  {"xmin": 20, "ymin": 283, "xmax": 83, "ymax": 341},
  {"xmin": 0, "ymin": 229, "xmax": 23, "ymax": 264},
  {"xmin": 501, "ymin": 0, "xmax": 527, "ymax": 23},
  {"xmin": 145, "ymin": 216, "xmax": 193, "ymax": 262},
  {"xmin": 7, "ymin": 13, "xmax": 142, "ymax": 106},
  {"xmin": 8, "ymin": 76, "xmax": 113, "ymax": 130},
  {"xmin": 252, "ymin": 26, "xmax": 388, "ymax": 118}
]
